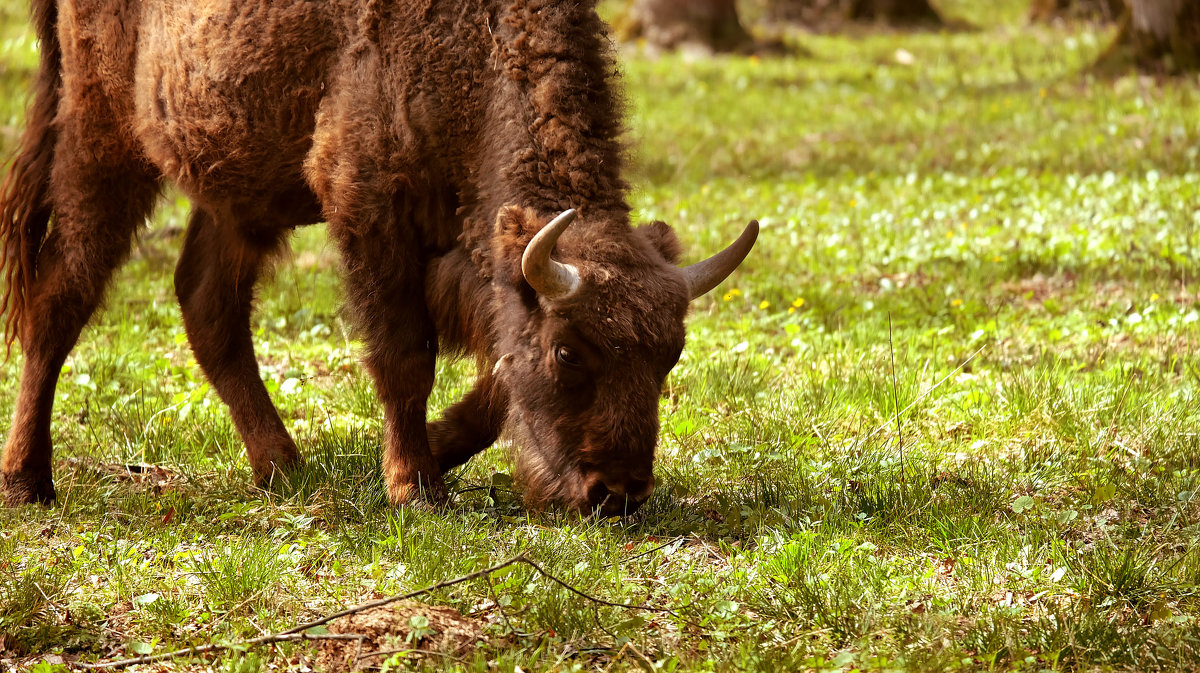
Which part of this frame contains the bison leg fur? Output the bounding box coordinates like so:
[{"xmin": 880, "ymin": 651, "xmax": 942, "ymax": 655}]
[
  {"xmin": 330, "ymin": 218, "xmax": 447, "ymax": 507},
  {"xmin": 428, "ymin": 369, "xmax": 509, "ymax": 474},
  {"xmin": 173, "ymin": 208, "xmax": 301, "ymax": 485},
  {"xmin": 2, "ymin": 126, "xmax": 158, "ymax": 506}
]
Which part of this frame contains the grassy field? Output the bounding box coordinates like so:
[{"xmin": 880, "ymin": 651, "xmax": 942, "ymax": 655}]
[{"xmin": 3, "ymin": 0, "xmax": 1200, "ymax": 670}]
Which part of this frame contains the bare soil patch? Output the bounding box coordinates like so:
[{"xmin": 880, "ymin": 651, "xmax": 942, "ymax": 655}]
[{"xmin": 316, "ymin": 601, "xmax": 484, "ymax": 672}]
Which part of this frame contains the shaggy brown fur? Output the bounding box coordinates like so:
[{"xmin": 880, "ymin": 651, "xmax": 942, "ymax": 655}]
[
  {"xmin": 0, "ymin": 0, "xmax": 58, "ymax": 357},
  {"xmin": 0, "ymin": 0, "xmax": 754, "ymax": 514}
]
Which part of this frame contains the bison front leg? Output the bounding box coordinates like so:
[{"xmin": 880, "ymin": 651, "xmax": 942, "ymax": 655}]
[
  {"xmin": 306, "ymin": 50, "xmax": 446, "ymax": 505},
  {"xmin": 174, "ymin": 209, "xmax": 301, "ymax": 485},
  {"xmin": 428, "ymin": 368, "xmax": 509, "ymax": 474},
  {"xmin": 329, "ymin": 214, "xmax": 448, "ymax": 507}
]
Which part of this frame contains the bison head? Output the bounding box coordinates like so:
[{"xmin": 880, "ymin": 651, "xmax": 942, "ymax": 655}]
[{"xmin": 485, "ymin": 206, "xmax": 757, "ymax": 517}]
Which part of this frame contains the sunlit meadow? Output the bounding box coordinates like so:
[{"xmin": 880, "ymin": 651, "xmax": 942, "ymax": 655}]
[{"xmin": 2, "ymin": 0, "xmax": 1199, "ymax": 670}]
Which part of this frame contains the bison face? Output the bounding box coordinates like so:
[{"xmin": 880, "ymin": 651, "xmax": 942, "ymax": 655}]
[{"xmin": 489, "ymin": 206, "xmax": 756, "ymax": 516}]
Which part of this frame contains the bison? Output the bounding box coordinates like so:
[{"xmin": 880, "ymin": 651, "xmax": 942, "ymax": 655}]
[{"xmin": 0, "ymin": 0, "xmax": 757, "ymax": 516}]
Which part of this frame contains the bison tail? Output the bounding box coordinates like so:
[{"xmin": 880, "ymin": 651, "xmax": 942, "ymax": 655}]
[{"xmin": 0, "ymin": 0, "xmax": 61, "ymax": 356}]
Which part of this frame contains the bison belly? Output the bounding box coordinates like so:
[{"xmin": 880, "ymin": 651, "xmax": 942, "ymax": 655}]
[{"xmin": 134, "ymin": 0, "xmax": 341, "ymax": 203}]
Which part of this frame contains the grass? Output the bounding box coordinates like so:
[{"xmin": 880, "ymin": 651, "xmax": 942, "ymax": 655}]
[{"xmin": 3, "ymin": 0, "xmax": 1200, "ymax": 670}]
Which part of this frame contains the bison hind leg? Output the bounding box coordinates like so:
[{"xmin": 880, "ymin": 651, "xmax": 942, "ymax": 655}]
[
  {"xmin": 173, "ymin": 207, "xmax": 301, "ymax": 485},
  {"xmin": 0, "ymin": 127, "xmax": 160, "ymax": 506}
]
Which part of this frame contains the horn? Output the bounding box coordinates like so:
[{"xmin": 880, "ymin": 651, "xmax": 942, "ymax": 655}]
[
  {"xmin": 682, "ymin": 221, "xmax": 759, "ymax": 300},
  {"xmin": 521, "ymin": 209, "xmax": 582, "ymax": 300}
]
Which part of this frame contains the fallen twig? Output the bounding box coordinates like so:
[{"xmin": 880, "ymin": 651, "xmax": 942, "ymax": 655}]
[
  {"xmin": 78, "ymin": 551, "xmax": 696, "ymax": 670},
  {"xmin": 78, "ymin": 554, "xmax": 528, "ymax": 670},
  {"xmin": 78, "ymin": 632, "xmax": 367, "ymax": 670},
  {"xmin": 279, "ymin": 553, "xmax": 531, "ymax": 636},
  {"xmin": 519, "ymin": 556, "xmax": 704, "ymax": 630},
  {"xmin": 600, "ymin": 535, "xmax": 685, "ymax": 569},
  {"xmin": 863, "ymin": 343, "xmax": 986, "ymax": 444},
  {"xmin": 604, "ymin": 641, "xmax": 656, "ymax": 673},
  {"xmin": 355, "ymin": 646, "xmax": 468, "ymax": 665}
]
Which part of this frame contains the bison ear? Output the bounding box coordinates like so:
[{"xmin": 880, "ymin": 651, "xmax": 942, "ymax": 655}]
[
  {"xmin": 492, "ymin": 205, "xmax": 549, "ymax": 289},
  {"xmin": 495, "ymin": 204, "xmax": 540, "ymax": 247},
  {"xmin": 638, "ymin": 221, "xmax": 683, "ymax": 265},
  {"xmin": 493, "ymin": 205, "xmax": 541, "ymax": 285}
]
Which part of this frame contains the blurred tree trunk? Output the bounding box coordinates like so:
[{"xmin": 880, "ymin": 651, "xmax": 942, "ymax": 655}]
[
  {"xmin": 1097, "ymin": 0, "xmax": 1200, "ymax": 71},
  {"xmin": 622, "ymin": 0, "xmax": 755, "ymax": 52},
  {"xmin": 849, "ymin": 0, "xmax": 943, "ymax": 24},
  {"xmin": 1028, "ymin": 0, "xmax": 1123, "ymax": 22},
  {"xmin": 764, "ymin": 0, "xmax": 945, "ymax": 28}
]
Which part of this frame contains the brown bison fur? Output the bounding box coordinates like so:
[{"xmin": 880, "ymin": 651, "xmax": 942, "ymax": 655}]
[{"xmin": 0, "ymin": 0, "xmax": 756, "ymax": 515}]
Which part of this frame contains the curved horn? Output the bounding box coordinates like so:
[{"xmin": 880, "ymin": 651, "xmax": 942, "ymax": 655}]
[
  {"xmin": 522, "ymin": 209, "xmax": 581, "ymax": 300},
  {"xmin": 682, "ymin": 221, "xmax": 759, "ymax": 300}
]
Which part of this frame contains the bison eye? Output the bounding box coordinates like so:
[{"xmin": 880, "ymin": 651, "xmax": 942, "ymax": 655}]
[{"xmin": 555, "ymin": 344, "xmax": 583, "ymax": 369}]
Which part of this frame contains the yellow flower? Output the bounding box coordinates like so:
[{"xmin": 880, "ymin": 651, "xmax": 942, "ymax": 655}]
[
  {"xmin": 759, "ymin": 300, "xmax": 770, "ymax": 310},
  {"xmin": 1151, "ymin": 293, "xmax": 1160, "ymax": 302},
  {"xmin": 951, "ymin": 299, "xmax": 963, "ymax": 307},
  {"xmin": 787, "ymin": 307, "xmax": 795, "ymax": 314},
  {"xmin": 849, "ymin": 199, "xmax": 857, "ymax": 208},
  {"xmin": 723, "ymin": 288, "xmax": 742, "ymax": 302},
  {"xmin": 792, "ymin": 297, "xmax": 805, "ymax": 308}
]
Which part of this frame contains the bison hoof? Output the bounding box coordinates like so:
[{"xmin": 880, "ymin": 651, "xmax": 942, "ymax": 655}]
[
  {"xmin": 388, "ymin": 475, "xmax": 450, "ymax": 509},
  {"xmin": 251, "ymin": 447, "xmax": 304, "ymax": 488},
  {"xmin": 1, "ymin": 471, "xmax": 57, "ymax": 507}
]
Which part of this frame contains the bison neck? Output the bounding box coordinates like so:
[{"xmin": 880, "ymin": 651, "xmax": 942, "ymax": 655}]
[
  {"xmin": 418, "ymin": 1, "xmax": 635, "ymax": 358},
  {"xmin": 474, "ymin": 0, "xmax": 631, "ymax": 222},
  {"xmin": 367, "ymin": 0, "xmax": 630, "ymax": 221}
]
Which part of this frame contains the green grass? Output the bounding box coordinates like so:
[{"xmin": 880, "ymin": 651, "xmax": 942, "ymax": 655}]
[{"xmin": 4, "ymin": 0, "xmax": 1200, "ymax": 671}]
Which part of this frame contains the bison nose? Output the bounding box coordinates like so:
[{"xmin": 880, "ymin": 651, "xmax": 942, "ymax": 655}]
[{"xmin": 583, "ymin": 472, "xmax": 656, "ymax": 516}]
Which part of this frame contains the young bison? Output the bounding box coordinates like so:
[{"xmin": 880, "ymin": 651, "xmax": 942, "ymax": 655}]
[{"xmin": 0, "ymin": 0, "xmax": 757, "ymax": 516}]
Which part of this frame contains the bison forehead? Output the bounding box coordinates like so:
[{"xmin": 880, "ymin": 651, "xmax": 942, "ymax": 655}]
[{"xmin": 563, "ymin": 274, "xmax": 687, "ymax": 353}]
